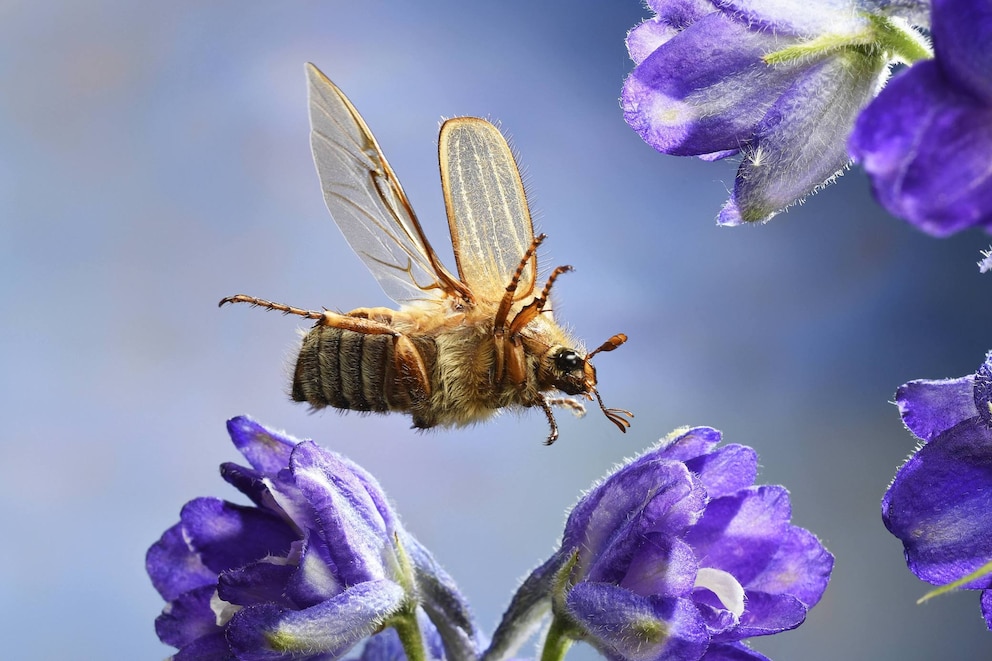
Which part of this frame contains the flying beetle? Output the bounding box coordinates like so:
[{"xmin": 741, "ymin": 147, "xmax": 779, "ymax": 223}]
[{"xmin": 221, "ymin": 63, "xmax": 632, "ymax": 445}]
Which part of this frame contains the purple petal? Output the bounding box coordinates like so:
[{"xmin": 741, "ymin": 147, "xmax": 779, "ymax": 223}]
[
  {"xmin": 983, "ymin": 589, "xmax": 992, "ymax": 630},
  {"xmin": 896, "ymin": 375, "xmax": 979, "ymax": 442},
  {"xmin": 700, "ymin": 148, "xmax": 741, "ymax": 161},
  {"xmin": 621, "ymin": 535, "xmax": 699, "ymax": 598},
  {"xmin": 174, "ymin": 632, "xmax": 235, "ymax": 661},
  {"xmin": 655, "ymin": 426, "xmax": 723, "ymax": 463},
  {"xmin": 565, "ymin": 582, "xmax": 708, "ymax": 661},
  {"xmin": 685, "ymin": 443, "xmax": 758, "ymax": 499},
  {"xmin": 227, "ymin": 579, "xmax": 406, "ymax": 661},
  {"xmin": 743, "ymin": 526, "xmax": 833, "ymax": 608},
  {"xmin": 218, "ymin": 561, "xmax": 296, "ymax": 608},
  {"xmin": 155, "ymin": 584, "xmax": 222, "ymax": 649},
  {"xmin": 721, "ymin": 49, "xmax": 885, "ymax": 225},
  {"xmin": 692, "ymin": 591, "xmax": 739, "ymax": 635},
  {"xmin": 849, "ymin": 60, "xmax": 992, "ymax": 235},
  {"xmin": 564, "ymin": 459, "xmax": 702, "ymax": 584},
  {"xmin": 219, "ymin": 461, "xmax": 271, "ymax": 508},
  {"xmin": 181, "ymin": 498, "xmax": 297, "ymax": 575},
  {"xmin": 360, "ymin": 628, "xmax": 408, "ymax": 661},
  {"xmin": 714, "ymin": 0, "xmax": 870, "ymax": 38},
  {"xmin": 290, "ymin": 441, "xmax": 395, "ymax": 585},
  {"xmin": 685, "ymin": 486, "xmax": 792, "ymax": 587},
  {"xmin": 645, "ymin": 0, "xmax": 715, "ymax": 22},
  {"xmin": 627, "ymin": 17, "xmax": 680, "ymax": 66},
  {"xmin": 715, "ymin": 590, "xmax": 807, "ymax": 639},
  {"xmin": 628, "ymin": 1, "xmax": 717, "ymax": 64},
  {"xmin": 882, "ymin": 418, "xmax": 992, "ymax": 586},
  {"xmin": 932, "ymin": 0, "xmax": 992, "ymax": 102},
  {"xmin": 287, "ymin": 531, "xmax": 342, "ymax": 608},
  {"xmin": 227, "ymin": 416, "xmax": 298, "ymax": 475},
  {"xmin": 147, "ymin": 522, "xmax": 217, "ymax": 601},
  {"xmin": 623, "ymin": 13, "xmax": 805, "ymax": 156},
  {"xmin": 702, "ymin": 641, "xmax": 771, "ymax": 661}
]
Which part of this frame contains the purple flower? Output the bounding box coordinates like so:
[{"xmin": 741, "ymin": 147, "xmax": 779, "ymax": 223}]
[
  {"xmin": 147, "ymin": 417, "xmax": 479, "ymax": 661},
  {"xmin": 850, "ymin": 0, "xmax": 992, "ymax": 238},
  {"xmin": 882, "ymin": 351, "xmax": 992, "ymax": 628},
  {"xmin": 622, "ymin": 0, "xmax": 930, "ymax": 225},
  {"xmin": 486, "ymin": 427, "xmax": 833, "ymax": 661}
]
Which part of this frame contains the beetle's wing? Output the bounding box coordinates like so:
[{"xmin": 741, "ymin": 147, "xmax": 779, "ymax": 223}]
[
  {"xmin": 306, "ymin": 63, "xmax": 468, "ymax": 304},
  {"xmin": 438, "ymin": 118, "xmax": 537, "ymax": 303}
]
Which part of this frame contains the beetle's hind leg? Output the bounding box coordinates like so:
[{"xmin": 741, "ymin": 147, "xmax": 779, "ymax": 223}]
[
  {"xmin": 317, "ymin": 311, "xmax": 433, "ymax": 402},
  {"xmin": 219, "ymin": 294, "xmax": 325, "ymax": 319}
]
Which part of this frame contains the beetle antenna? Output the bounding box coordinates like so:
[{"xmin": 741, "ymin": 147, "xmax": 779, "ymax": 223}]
[{"xmin": 586, "ymin": 333, "xmax": 628, "ymax": 360}]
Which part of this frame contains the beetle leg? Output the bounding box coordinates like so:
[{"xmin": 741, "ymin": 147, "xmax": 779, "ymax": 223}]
[
  {"xmin": 545, "ymin": 397, "xmax": 587, "ymax": 418},
  {"xmin": 347, "ymin": 306, "xmax": 400, "ymax": 324},
  {"xmin": 219, "ymin": 294, "xmax": 325, "ymax": 319},
  {"xmin": 505, "ymin": 335, "xmax": 528, "ymax": 388},
  {"xmin": 494, "ymin": 233, "xmax": 546, "ymax": 332},
  {"xmin": 536, "ymin": 393, "xmax": 560, "ymax": 446},
  {"xmin": 317, "ymin": 311, "xmax": 432, "ymax": 400},
  {"xmin": 593, "ymin": 389, "xmax": 633, "ymax": 433}
]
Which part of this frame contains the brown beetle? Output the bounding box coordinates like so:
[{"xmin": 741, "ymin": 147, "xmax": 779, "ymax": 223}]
[{"xmin": 222, "ymin": 63, "xmax": 631, "ymax": 444}]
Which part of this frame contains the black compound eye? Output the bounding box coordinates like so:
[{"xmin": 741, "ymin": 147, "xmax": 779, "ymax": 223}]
[{"xmin": 555, "ymin": 349, "xmax": 584, "ymax": 373}]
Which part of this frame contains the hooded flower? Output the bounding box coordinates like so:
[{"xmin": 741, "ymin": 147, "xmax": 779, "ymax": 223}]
[
  {"xmin": 485, "ymin": 427, "xmax": 833, "ymax": 661},
  {"xmin": 882, "ymin": 351, "xmax": 992, "ymax": 628},
  {"xmin": 622, "ymin": 0, "xmax": 930, "ymax": 225},
  {"xmin": 147, "ymin": 417, "xmax": 479, "ymax": 661},
  {"xmin": 849, "ymin": 0, "xmax": 992, "ymax": 240}
]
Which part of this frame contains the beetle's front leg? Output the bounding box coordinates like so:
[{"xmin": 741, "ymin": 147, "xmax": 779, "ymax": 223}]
[
  {"xmin": 535, "ymin": 393, "xmax": 560, "ymax": 446},
  {"xmin": 546, "ymin": 397, "xmax": 587, "ymax": 419}
]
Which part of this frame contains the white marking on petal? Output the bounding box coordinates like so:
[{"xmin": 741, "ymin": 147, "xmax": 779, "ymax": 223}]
[
  {"xmin": 264, "ymin": 477, "xmax": 308, "ymax": 534},
  {"xmin": 694, "ymin": 567, "xmax": 746, "ymax": 617},
  {"xmin": 210, "ymin": 590, "xmax": 242, "ymax": 627}
]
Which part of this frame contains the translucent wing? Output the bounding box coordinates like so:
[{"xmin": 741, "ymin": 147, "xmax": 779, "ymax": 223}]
[
  {"xmin": 438, "ymin": 118, "xmax": 536, "ymax": 303},
  {"xmin": 306, "ymin": 63, "xmax": 467, "ymax": 304}
]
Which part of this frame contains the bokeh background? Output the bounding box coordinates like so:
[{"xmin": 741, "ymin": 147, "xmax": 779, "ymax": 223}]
[{"xmin": 2, "ymin": 2, "xmax": 991, "ymax": 659}]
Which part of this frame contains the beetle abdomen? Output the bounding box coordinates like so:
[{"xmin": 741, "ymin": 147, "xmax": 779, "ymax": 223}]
[{"xmin": 292, "ymin": 326, "xmax": 434, "ymax": 414}]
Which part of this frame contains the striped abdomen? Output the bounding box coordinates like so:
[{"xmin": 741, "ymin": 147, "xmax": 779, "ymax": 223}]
[{"xmin": 292, "ymin": 325, "xmax": 436, "ymax": 414}]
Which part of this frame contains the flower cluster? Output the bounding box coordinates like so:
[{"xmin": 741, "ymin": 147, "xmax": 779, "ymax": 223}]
[
  {"xmin": 147, "ymin": 417, "xmax": 479, "ymax": 661},
  {"xmin": 883, "ymin": 351, "xmax": 992, "ymax": 628},
  {"xmin": 622, "ymin": 0, "xmax": 930, "ymax": 225},
  {"xmin": 148, "ymin": 419, "xmax": 833, "ymax": 661},
  {"xmin": 487, "ymin": 427, "xmax": 833, "ymax": 661}
]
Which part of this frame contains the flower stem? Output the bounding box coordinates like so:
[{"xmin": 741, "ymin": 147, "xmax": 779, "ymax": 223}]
[
  {"xmin": 540, "ymin": 617, "xmax": 573, "ymax": 661},
  {"xmin": 866, "ymin": 14, "xmax": 932, "ymax": 64},
  {"xmin": 917, "ymin": 558, "xmax": 992, "ymax": 604},
  {"xmin": 392, "ymin": 608, "xmax": 427, "ymax": 661},
  {"xmin": 763, "ymin": 15, "xmax": 932, "ymax": 67}
]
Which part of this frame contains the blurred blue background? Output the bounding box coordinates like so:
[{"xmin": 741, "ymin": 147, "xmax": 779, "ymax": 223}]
[{"xmin": 2, "ymin": 2, "xmax": 991, "ymax": 659}]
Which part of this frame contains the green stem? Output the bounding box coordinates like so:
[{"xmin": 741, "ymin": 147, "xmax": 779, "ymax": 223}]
[
  {"xmin": 918, "ymin": 558, "xmax": 992, "ymax": 604},
  {"xmin": 392, "ymin": 608, "xmax": 427, "ymax": 661},
  {"xmin": 540, "ymin": 617, "xmax": 573, "ymax": 661},
  {"xmin": 867, "ymin": 14, "xmax": 932, "ymax": 64},
  {"xmin": 763, "ymin": 14, "xmax": 932, "ymax": 67}
]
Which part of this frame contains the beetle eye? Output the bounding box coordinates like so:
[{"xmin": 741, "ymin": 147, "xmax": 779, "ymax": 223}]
[{"xmin": 555, "ymin": 349, "xmax": 584, "ymax": 373}]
